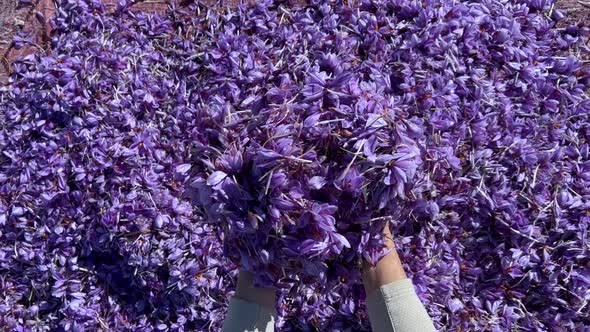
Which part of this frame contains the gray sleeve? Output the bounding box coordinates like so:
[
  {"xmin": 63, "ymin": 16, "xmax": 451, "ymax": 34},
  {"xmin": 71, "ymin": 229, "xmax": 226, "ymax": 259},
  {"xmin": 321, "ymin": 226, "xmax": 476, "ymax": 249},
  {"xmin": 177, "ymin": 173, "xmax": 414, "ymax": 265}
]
[
  {"xmin": 221, "ymin": 297, "xmax": 276, "ymax": 332},
  {"xmin": 365, "ymin": 278, "xmax": 436, "ymax": 332}
]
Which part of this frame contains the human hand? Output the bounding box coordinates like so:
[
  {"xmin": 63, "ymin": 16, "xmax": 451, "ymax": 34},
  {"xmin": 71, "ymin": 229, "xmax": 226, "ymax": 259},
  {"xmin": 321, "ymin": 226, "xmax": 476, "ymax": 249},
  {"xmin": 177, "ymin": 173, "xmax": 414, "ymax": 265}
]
[{"xmin": 361, "ymin": 223, "xmax": 407, "ymax": 295}]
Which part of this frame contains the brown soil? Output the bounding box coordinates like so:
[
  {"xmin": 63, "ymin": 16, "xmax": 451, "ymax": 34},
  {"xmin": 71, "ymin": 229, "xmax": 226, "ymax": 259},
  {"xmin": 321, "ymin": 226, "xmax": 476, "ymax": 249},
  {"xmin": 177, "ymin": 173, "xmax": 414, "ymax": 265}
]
[
  {"xmin": 1, "ymin": 0, "xmax": 588, "ymax": 83},
  {"xmin": 558, "ymin": 0, "xmax": 590, "ymax": 26}
]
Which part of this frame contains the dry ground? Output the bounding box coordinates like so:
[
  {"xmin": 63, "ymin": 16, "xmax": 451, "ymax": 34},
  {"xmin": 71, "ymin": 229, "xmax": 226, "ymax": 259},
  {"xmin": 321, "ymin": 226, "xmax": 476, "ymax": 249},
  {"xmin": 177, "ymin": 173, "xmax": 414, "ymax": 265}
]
[{"xmin": 1, "ymin": 0, "xmax": 588, "ymax": 82}]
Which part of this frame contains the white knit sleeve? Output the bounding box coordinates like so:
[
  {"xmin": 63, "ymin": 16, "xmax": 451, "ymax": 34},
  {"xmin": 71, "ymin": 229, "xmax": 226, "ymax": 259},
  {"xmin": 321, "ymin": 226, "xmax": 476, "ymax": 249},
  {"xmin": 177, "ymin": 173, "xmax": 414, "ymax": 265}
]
[
  {"xmin": 365, "ymin": 278, "xmax": 436, "ymax": 332},
  {"xmin": 221, "ymin": 297, "xmax": 276, "ymax": 332}
]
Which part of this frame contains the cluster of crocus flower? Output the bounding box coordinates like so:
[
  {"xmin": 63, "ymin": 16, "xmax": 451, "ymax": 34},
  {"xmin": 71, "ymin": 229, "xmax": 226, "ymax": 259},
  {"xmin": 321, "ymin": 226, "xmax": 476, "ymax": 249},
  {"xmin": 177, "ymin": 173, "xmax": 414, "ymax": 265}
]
[{"xmin": 0, "ymin": 0, "xmax": 589, "ymax": 331}]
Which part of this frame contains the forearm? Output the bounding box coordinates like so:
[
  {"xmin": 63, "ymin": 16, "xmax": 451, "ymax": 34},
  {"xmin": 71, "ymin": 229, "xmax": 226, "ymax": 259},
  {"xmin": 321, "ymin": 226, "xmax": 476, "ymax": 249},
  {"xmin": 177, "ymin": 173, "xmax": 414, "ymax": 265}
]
[
  {"xmin": 362, "ymin": 232, "xmax": 436, "ymax": 331},
  {"xmin": 365, "ymin": 278, "xmax": 436, "ymax": 332},
  {"xmin": 221, "ymin": 270, "xmax": 276, "ymax": 332}
]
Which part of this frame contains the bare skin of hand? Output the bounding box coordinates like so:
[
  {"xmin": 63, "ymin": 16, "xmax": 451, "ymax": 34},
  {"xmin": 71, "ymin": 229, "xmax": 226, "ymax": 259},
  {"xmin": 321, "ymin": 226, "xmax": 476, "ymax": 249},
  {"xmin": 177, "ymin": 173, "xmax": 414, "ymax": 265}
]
[
  {"xmin": 234, "ymin": 269, "xmax": 276, "ymax": 307},
  {"xmin": 361, "ymin": 223, "xmax": 407, "ymax": 295}
]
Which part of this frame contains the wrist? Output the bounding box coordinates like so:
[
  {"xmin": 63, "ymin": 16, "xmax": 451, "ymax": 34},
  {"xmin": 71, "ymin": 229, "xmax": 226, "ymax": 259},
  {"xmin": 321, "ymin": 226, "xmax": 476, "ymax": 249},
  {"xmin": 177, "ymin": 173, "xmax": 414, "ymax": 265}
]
[
  {"xmin": 234, "ymin": 270, "xmax": 276, "ymax": 307},
  {"xmin": 361, "ymin": 246, "xmax": 407, "ymax": 295}
]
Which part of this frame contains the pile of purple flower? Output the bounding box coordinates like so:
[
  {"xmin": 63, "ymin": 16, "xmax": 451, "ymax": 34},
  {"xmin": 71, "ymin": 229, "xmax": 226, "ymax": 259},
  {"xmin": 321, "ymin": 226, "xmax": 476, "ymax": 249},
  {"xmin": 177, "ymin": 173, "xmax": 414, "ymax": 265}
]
[{"xmin": 1, "ymin": 0, "xmax": 589, "ymax": 331}]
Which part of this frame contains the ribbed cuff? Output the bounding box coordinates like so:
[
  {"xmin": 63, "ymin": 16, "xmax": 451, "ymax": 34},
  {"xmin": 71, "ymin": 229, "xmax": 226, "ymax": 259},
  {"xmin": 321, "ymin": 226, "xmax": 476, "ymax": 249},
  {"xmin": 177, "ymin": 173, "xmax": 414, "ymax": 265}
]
[
  {"xmin": 221, "ymin": 297, "xmax": 276, "ymax": 332},
  {"xmin": 366, "ymin": 279, "xmax": 436, "ymax": 332}
]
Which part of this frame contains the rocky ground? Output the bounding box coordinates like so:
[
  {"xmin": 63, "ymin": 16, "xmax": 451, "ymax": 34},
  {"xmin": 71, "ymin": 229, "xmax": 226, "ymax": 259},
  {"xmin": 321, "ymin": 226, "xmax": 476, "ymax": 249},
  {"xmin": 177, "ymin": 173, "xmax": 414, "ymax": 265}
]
[{"xmin": 0, "ymin": 0, "xmax": 588, "ymax": 83}]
